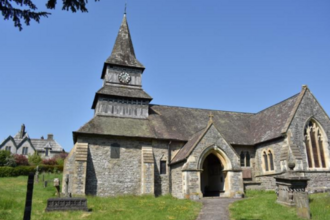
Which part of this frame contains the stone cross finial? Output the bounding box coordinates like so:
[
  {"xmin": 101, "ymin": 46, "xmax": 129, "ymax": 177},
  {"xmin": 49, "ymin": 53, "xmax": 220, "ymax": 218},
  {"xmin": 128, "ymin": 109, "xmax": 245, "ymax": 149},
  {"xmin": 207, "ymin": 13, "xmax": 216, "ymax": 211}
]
[{"xmin": 208, "ymin": 112, "xmax": 214, "ymax": 122}]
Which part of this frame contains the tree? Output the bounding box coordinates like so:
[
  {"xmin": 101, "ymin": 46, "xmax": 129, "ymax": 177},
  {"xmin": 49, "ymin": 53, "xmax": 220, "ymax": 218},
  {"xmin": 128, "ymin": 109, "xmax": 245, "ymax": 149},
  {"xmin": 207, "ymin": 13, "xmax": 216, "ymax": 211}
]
[
  {"xmin": 0, "ymin": 0, "xmax": 100, "ymax": 31},
  {"xmin": 28, "ymin": 152, "xmax": 42, "ymax": 165},
  {"xmin": 0, "ymin": 150, "xmax": 11, "ymax": 166}
]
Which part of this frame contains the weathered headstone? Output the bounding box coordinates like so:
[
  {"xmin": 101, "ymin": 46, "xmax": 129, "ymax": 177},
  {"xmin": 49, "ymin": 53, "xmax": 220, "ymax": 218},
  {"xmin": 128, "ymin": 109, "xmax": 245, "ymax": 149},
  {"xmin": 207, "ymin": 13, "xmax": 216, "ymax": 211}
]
[
  {"xmin": 275, "ymin": 161, "xmax": 309, "ymax": 206},
  {"xmin": 65, "ymin": 174, "xmax": 69, "ymax": 197},
  {"xmin": 23, "ymin": 172, "xmax": 34, "ymax": 220},
  {"xmin": 54, "ymin": 178, "xmax": 60, "ymax": 197},
  {"xmin": 46, "ymin": 175, "xmax": 88, "ymax": 212},
  {"xmin": 35, "ymin": 166, "xmax": 39, "ymax": 183},
  {"xmin": 294, "ymin": 192, "xmax": 311, "ymax": 219}
]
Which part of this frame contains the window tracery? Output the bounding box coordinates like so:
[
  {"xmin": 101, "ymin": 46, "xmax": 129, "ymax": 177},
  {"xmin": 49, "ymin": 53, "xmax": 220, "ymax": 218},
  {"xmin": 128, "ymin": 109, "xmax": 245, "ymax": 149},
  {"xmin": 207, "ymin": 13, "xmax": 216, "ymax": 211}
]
[
  {"xmin": 304, "ymin": 120, "xmax": 327, "ymax": 168},
  {"xmin": 263, "ymin": 149, "xmax": 274, "ymax": 172}
]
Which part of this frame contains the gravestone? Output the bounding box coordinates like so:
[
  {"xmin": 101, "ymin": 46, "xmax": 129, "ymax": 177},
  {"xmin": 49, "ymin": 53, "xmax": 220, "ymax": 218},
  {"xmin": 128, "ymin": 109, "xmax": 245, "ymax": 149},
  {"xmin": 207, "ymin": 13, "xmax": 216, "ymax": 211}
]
[
  {"xmin": 54, "ymin": 178, "xmax": 60, "ymax": 197},
  {"xmin": 275, "ymin": 161, "xmax": 310, "ymax": 219},
  {"xmin": 35, "ymin": 166, "xmax": 39, "ymax": 183},
  {"xmin": 46, "ymin": 175, "xmax": 88, "ymax": 212},
  {"xmin": 65, "ymin": 174, "xmax": 69, "ymax": 197},
  {"xmin": 294, "ymin": 192, "xmax": 311, "ymax": 219},
  {"xmin": 23, "ymin": 172, "xmax": 34, "ymax": 220}
]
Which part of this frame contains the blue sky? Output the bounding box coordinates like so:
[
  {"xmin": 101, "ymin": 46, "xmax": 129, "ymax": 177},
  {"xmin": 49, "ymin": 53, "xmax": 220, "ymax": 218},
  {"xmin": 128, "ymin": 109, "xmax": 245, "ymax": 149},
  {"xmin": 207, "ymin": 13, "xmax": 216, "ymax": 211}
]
[{"xmin": 1, "ymin": 0, "xmax": 329, "ymax": 152}]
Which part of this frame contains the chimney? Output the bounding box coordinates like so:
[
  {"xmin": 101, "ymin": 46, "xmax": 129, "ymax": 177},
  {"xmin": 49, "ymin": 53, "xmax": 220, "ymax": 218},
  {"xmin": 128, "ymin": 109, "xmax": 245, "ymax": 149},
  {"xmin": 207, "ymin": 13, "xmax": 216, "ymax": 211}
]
[
  {"xmin": 20, "ymin": 124, "xmax": 25, "ymax": 138},
  {"xmin": 41, "ymin": 136, "xmax": 44, "ymax": 140},
  {"xmin": 47, "ymin": 134, "xmax": 53, "ymax": 140}
]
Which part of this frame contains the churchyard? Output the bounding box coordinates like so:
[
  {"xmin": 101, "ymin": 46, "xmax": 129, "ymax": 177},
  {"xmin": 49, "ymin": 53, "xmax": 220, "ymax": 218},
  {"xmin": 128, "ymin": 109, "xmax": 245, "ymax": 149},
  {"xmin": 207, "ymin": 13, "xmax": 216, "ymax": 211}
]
[
  {"xmin": 0, "ymin": 174, "xmax": 201, "ymax": 220},
  {"xmin": 0, "ymin": 174, "xmax": 329, "ymax": 219}
]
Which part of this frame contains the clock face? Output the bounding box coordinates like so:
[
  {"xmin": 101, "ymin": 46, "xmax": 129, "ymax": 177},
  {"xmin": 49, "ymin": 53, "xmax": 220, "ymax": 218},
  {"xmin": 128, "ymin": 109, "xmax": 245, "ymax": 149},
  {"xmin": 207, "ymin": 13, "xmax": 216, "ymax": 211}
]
[{"xmin": 118, "ymin": 72, "xmax": 131, "ymax": 84}]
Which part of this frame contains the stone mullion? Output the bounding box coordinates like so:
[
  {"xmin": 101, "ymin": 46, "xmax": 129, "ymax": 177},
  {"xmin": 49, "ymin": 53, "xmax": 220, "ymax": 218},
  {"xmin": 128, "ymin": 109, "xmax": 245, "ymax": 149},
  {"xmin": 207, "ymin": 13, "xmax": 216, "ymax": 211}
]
[
  {"xmin": 318, "ymin": 133, "xmax": 326, "ymax": 168},
  {"xmin": 310, "ymin": 125, "xmax": 320, "ymax": 167},
  {"xmin": 314, "ymin": 127, "xmax": 323, "ymax": 168},
  {"xmin": 306, "ymin": 127, "xmax": 315, "ymax": 168}
]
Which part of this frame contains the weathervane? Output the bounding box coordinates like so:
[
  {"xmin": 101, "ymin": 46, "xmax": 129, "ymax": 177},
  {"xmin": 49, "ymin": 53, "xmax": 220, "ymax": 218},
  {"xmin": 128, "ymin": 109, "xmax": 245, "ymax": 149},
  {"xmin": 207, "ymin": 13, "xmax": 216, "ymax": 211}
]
[{"xmin": 124, "ymin": 3, "xmax": 127, "ymax": 14}]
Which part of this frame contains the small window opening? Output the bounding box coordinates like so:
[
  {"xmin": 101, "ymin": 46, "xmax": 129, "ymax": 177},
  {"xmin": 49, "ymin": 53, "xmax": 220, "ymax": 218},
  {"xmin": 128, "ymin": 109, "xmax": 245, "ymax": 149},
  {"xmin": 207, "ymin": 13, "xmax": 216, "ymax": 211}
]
[
  {"xmin": 160, "ymin": 161, "xmax": 166, "ymax": 174},
  {"xmin": 111, "ymin": 144, "xmax": 120, "ymax": 159}
]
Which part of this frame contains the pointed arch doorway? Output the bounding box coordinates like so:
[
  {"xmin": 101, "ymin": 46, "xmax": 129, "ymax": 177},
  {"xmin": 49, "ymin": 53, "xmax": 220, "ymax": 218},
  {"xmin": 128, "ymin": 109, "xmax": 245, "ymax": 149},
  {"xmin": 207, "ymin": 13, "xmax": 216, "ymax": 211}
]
[{"xmin": 201, "ymin": 153, "xmax": 225, "ymax": 197}]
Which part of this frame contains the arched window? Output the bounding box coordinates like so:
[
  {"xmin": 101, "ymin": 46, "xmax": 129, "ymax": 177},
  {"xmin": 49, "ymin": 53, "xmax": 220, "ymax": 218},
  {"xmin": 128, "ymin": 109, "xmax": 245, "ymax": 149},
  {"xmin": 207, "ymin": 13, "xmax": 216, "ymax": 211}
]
[
  {"xmin": 304, "ymin": 120, "xmax": 327, "ymax": 168},
  {"xmin": 268, "ymin": 150, "xmax": 274, "ymax": 171},
  {"xmin": 240, "ymin": 151, "xmax": 245, "ymax": 166},
  {"xmin": 263, "ymin": 152, "xmax": 269, "ymax": 171}
]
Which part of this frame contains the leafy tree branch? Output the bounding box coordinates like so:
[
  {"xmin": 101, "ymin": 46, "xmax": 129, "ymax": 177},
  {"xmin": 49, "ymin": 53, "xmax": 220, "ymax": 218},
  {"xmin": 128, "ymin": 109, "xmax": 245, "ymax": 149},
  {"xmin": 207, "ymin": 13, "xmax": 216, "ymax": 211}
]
[{"xmin": 0, "ymin": 0, "xmax": 100, "ymax": 31}]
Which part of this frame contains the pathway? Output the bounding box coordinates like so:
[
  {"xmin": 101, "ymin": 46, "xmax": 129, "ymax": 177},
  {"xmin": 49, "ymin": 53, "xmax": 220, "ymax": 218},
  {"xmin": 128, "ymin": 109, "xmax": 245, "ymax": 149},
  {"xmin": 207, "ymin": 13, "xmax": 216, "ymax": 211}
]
[{"xmin": 196, "ymin": 197, "xmax": 240, "ymax": 220}]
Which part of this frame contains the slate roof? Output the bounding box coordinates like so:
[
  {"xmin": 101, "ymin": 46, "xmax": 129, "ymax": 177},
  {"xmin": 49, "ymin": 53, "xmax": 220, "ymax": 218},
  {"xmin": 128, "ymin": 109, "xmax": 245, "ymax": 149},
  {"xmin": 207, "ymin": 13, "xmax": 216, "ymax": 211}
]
[
  {"xmin": 30, "ymin": 139, "xmax": 64, "ymax": 152},
  {"xmin": 171, "ymin": 127, "xmax": 207, "ymax": 164},
  {"xmin": 92, "ymin": 86, "xmax": 152, "ymax": 108},
  {"xmin": 250, "ymin": 93, "xmax": 299, "ymax": 144},
  {"xmin": 75, "ymin": 90, "xmax": 302, "ymax": 148},
  {"xmin": 1, "ymin": 126, "xmax": 64, "ymax": 153}
]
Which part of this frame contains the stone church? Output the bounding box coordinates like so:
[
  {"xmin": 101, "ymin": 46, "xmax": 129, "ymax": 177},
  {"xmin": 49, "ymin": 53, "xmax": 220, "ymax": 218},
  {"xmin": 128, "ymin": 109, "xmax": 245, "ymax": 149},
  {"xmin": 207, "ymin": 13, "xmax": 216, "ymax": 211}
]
[{"xmin": 63, "ymin": 14, "xmax": 330, "ymax": 199}]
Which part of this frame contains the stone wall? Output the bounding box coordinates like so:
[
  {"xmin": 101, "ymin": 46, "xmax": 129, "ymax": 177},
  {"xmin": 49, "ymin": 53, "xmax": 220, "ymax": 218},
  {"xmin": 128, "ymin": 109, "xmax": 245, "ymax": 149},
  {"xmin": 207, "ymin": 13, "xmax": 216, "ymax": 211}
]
[
  {"xmin": 171, "ymin": 162, "xmax": 184, "ymax": 199},
  {"xmin": 16, "ymin": 142, "xmax": 34, "ymax": 156},
  {"xmin": 300, "ymin": 171, "xmax": 330, "ymax": 192},
  {"xmin": 152, "ymin": 140, "xmax": 170, "ymax": 196},
  {"xmin": 62, "ymin": 144, "xmax": 77, "ymax": 194},
  {"xmin": 182, "ymin": 124, "xmax": 242, "ymax": 198},
  {"xmin": 255, "ymin": 138, "xmax": 285, "ymax": 176},
  {"xmin": 0, "ymin": 139, "xmax": 16, "ymax": 154},
  {"xmin": 188, "ymin": 124, "xmax": 240, "ymax": 171},
  {"xmin": 79, "ymin": 136, "xmax": 144, "ymax": 196},
  {"xmin": 288, "ymin": 90, "xmax": 330, "ymax": 171}
]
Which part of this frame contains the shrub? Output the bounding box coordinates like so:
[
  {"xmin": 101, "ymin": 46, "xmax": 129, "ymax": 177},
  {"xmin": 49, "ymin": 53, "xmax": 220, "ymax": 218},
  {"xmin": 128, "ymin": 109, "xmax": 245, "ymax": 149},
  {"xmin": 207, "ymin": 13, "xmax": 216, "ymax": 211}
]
[
  {"xmin": 0, "ymin": 166, "xmax": 34, "ymax": 177},
  {"xmin": 0, "ymin": 151, "xmax": 11, "ymax": 166},
  {"xmin": 28, "ymin": 152, "xmax": 42, "ymax": 165},
  {"xmin": 0, "ymin": 165, "xmax": 63, "ymax": 177},
  {"xmin": 4, "ymin": 156, "xmax": 16, "ymax": 167},
  {"xmin": 14, "ymin": 154, "xmax": 29, "ymax": 166},
  {"xmin": 42, "ymin": 158, "xmax": 58, "ymax": 165},
  {"xmin": 53, "ymin": 152, "xmax": 68, "ymax": 166}
]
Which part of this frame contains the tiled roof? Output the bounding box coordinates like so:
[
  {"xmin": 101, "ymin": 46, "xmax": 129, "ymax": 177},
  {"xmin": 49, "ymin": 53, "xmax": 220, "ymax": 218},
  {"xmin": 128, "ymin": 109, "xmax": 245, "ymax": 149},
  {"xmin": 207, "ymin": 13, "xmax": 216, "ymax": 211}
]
[
  {"xmin": 30, "ymin": 139, "xmax": 64, "ymax": 152},
  {"xmin": 75, "ymin": 89, "xmax": 304, "ymax": 163}
]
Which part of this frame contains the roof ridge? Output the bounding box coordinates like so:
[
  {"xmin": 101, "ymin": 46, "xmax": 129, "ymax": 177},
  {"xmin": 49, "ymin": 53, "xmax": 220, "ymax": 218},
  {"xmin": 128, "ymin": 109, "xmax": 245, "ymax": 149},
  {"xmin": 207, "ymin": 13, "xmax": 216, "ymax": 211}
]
[
  {"xmin": 150, "ymin": 104, "xmax": 255, "ymax": 115},
  {"xmin": 255, "ymin": 93, "xmax": 300, "ymax": 114}
]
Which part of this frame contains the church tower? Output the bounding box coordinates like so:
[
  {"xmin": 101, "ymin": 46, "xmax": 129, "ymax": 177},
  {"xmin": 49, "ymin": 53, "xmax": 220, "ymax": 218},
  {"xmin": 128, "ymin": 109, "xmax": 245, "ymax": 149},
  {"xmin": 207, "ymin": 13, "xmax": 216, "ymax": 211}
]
[{"xmin": 92, "ymin": 13, "xmax": 152, "ymax": 119}]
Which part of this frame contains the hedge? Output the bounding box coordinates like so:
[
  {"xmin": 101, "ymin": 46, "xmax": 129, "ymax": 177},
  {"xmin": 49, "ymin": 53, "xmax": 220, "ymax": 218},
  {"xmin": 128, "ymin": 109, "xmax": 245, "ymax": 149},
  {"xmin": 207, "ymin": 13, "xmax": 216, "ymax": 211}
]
[{"xmin": 0, "ymin": 165, "xmax": 63, "ymax": 177}]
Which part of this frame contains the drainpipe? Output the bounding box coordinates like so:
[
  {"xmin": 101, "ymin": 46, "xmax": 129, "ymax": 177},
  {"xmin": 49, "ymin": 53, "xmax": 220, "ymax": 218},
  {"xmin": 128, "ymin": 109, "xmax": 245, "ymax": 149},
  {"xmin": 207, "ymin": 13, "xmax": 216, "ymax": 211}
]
[{"xmin": 168, "ymin": 141, "xmax": 172, "ymax": 194}]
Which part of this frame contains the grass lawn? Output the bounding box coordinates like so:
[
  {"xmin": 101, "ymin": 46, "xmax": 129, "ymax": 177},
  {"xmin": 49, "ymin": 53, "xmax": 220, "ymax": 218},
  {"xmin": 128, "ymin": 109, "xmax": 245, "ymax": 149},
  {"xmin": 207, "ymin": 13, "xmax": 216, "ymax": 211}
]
[
  {"xmin": 0, "ymin": 174, "xmax": 201, "ymax": 220},
  {"xmin": 230, "ymin": 190, "xmax": 330, "ymax": 220}
]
